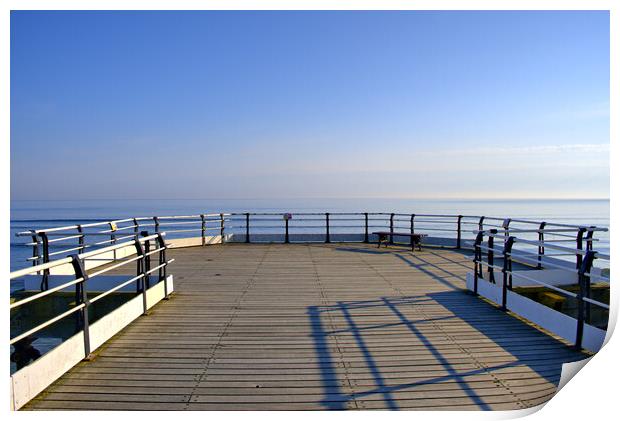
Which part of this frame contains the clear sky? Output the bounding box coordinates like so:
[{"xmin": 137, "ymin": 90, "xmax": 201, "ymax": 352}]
[{"xmin": 10, "ymin": 10, "xmax": 609, "ymax": 200}]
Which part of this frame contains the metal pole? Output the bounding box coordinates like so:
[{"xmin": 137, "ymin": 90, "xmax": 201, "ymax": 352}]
[
  {"xmin": 478, "ymin": 216, "xmax": 485, "ymax": 232},
  {"xmin": 156, "ymin": 233, "xmax": 169, "ymax": 299},
  {"xmin": 502, "ymin": 218, "xmax": 511, "ymax": 239},
  {"xmin": 576, "ymin": 227, "xmax": 586, "ymax": 269},
  {"xmin": 575, "ymin": 251, "xmax": 595, "ymax": 350},
  {"xmin": 285, "ymin": 216, "xmax": 290, "ymax": 244},
  {"xmin": 537, "ymin": 221, "xmax": 546, "ymax": 269},
  {"xmin": 141, "ymin": 231, "xmax": 151, "ymax": 289},
  {"xmin": 246, "ymin": 213, "xmax": 250, "ymax": 243},
  {"xmin": 487, "ymin": 229, "xmax": 497, "ymax": 284},
  {"xmin": 70, "ymin": 255, "xmax": 91, "ymax": 358},
  {"xmin": 30, "ymin": 230, "xmax": 39, "ymax": 267},
  {"xmin": 77, "ymin": 225, "xmax": 85, "ymax": 254},
  {"xmin": 473, "ymin": 232, "xmax": 484, "ymax": 295},
  {"xmin": 325, "ymin": 213, "xmax": 330, "ymax": 243},
  {"xmin": 410, "ymin": 214, "xmax": 416, "ymax": 248},
  {"xmin": 501, "ymin": 237, "xmax": 515, "ymax": 311},
  {"xmin": 134, "ymin": 239, "xmax": 148, "ymax": 315},
  {"xmin": 200, "ymin": 214, "xmax": 206, "ymax": 246},
  {"xmin": 456, "ymin": 215, "xmax": 463, "ymax": 249},
  {"xmin": 389, "ymin": 213, "xmax": 394, "ymax": 244},
  {"xmin": 220, "ymin": 213, "xmax": 225, "ymax": 243},
  {"xmin": 40, "ymin": 232, "xmax": 50, "ymax": 291},
  {"xmin": 153, "ymin": 216, "xmax": 160, "ymax": 234},
  {"xmin": 364, "ymin": 213, "xmax": 369, "ymax": 243}
]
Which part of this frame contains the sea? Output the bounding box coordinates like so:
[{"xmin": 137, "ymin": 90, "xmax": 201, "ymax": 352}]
[{"xmin": 10, "ymin": 198, "xmax": 610, "ymax": 272}]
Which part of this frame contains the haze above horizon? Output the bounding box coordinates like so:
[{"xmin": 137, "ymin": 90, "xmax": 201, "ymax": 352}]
[{"xmin": 10, "ymin": 10, "xmax": 610, "ymax": 200}]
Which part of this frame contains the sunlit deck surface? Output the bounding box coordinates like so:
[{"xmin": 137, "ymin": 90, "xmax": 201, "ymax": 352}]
[{"xmin": 26, "ymin": 243, "xmax": 589, "ymax": 410}]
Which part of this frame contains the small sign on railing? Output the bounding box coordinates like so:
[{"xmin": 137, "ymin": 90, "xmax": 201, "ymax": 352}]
[{"xmin": 283, "ymin": 213, "xmax": 292, "ymax": 221}]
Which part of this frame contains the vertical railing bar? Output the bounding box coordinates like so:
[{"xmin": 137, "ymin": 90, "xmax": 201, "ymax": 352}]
[
  {"xmin": 220, "ymin": 213, "xmax": 225, "ymax": 244},
  {"xmin": 410, "ymin": 214, "xmax": 416, "ymax": 249},
  {"xmin": 487, "ymin": 229, "xmax": 497, "ymax": 284},
  {"xmin": 285, "ymin": 214, "xmax": 290, "ymax": 244},
  {"xmin": 77, "ymin": 225, "xmax": 85, "ymax": 254},
  {"xmin": 473, "ymin": 231, "xmax": 484, "ymax": 295},
  {"xmin": 575, "ymin": 251, "xmax": 595, "ymax": 350},
  {"xmin": 576, "ymin": 227, "xmax": 586, "ymax": 269},
  {"xmin": 501, "ymin": 236, "xmax": 515, "ymax": 311},
  {"xmin": 156, "ymin": 233, "xmax": 169, "ymax": 299},
  {"xmin": 39, "ymin": 232, "xmax": 50, "ymax": 291},
  {"xmin": 364, "ymin": 212, "xmax": 369, "ymax": 243},
  {"xmin": 134, "ymin": 238, "xmax": 148, "ymax": 315},
  {"xmin": 325, "ymin": 213, "xmax": 330, "ymax": 243},
  {"xmin": 246, "ymin": 212, "xmax": 250, "ymax": 243},
  {"xmin": 537, "ymin": 221, "xmax": 546, "ymax": 269},
  {"xmin": 141, "ymin": 231, "xmax": 151, "ymax": 289},
  {"xmin": 456, "ymin": 215, "xmax": 463, "ymax": 249},
  {"xmin": 70, "ymin": 255, "xmax": 91, "ymax": 359},
  {"xmin": 389, "ymin": 213, "xmax": 394, "ymax": 244},
  {"xmin": 200, "ymin": 214, "xmax": 206, "ymax": 246}
]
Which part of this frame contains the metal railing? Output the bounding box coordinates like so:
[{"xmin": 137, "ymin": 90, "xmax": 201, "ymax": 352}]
[
  {"xmin": 10, "ymin": 232, "xmax": 174, "ymax": 360},
  {"xmin": 471, "ymin": 228, "xmax": 609, "ymax": 350},
  {"xmin": 15, "ymin": 212, "xmax": 608, "ymax": 272},
  {"xmin": 15, "ymin": 214, "xmax": 226, "ymax": 269}
]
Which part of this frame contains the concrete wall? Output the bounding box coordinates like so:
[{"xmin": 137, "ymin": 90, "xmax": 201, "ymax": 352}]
[
  {"xmin": 10, "ymin": 275, "xmax": 174, "ymax": 410},
  {"xmin": 465, "ymin": 272, "xmax": 606, "ymax": 353}
]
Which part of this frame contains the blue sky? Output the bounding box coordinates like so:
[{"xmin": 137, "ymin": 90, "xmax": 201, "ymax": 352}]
[{"xmin": 10, "ymin": 11, "xmax": 609, "ymax": 199}]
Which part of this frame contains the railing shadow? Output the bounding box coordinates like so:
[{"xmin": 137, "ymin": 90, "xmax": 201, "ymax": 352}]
[
  {"xmin": 307, "ymin": 247, "xmax": 588, "ymax": 410},
  {"xmin": 308, "ymin": 293, "xmax": 587, "ymax": 410}
]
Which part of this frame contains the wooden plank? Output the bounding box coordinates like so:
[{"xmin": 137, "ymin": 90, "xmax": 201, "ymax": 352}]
[{"xmin": 22, "ymin": 243, "xmax": 590, "ymax": 411}]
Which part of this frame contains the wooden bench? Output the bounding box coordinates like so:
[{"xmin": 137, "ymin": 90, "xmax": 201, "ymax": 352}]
[{"xmin": 372, "ymin": 231, "xmax": 428, "ymax": 251}]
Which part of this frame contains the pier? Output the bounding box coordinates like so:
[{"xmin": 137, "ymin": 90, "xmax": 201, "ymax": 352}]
[{"xmin": 10, "ymin": 213, "xmax": 610, "ymax": 410}]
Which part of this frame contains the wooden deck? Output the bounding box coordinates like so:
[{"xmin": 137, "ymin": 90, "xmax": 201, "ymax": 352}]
[{"xmin": 25, "ymin": 243, "xmax": 589, "ymax": 410}]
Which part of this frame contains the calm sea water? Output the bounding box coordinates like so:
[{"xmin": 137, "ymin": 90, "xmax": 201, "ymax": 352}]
[{"xmin": 10, "ymin": 198, "xmax": 610, "ymax": 271}]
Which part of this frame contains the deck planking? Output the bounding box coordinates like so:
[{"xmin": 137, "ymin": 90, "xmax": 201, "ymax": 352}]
[{"xmin": 25, "ymin": 243, "xmax": 589, "ymax": 410}]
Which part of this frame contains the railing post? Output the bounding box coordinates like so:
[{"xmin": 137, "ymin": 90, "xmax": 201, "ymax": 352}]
[
  {"xmin": 39, "ymin": 232, "xmax": 50, "ymax": 291},
  {"xmin": 134, "ymin": 238, "xmax": 148, "ymax": 315},
  {"xmin": 200, "ymin": 214, "xmax": 206, "ymax": 246},
  {"xmin": 29, "ymin": 230, "xmax": 39, "ymax": 267},
  {"xmin": 456, "ymin": 215, "xmax": 463, "ymax": 249},
  {"xmin": 472, "ymin": 231, "xmax": 484, "ymax": 295},
  {"xmin": 586, "ymin": 226, "xmax": 595, "ymax": 252},
  {"xmin": 76, "ymin": 224, "xmax": 85, "ymax": 254},
  {"xmin": 246, "ymin": 213, "xmax": 251, "ymax": 243},
  {"xmin": 575, "ymin": 251, "xmax": 596, "ymax": 350},
  {"xmin": 325, "ymin": 213, "xmax": 330, "ymax": 243},
  {"xmin": 153, "ymin": 216, "xmax": 160, "ymax": 234},
  {"xmin": 537, "ymin": 221, "xmax": 546, "ymax": 269},
  {"xmin": 109, "ymin": 222, "xmax": 117, "ymax": 260},
  {"xmin": 220, "ymin": 213, "xmax": 225, "ymax": 243},
  {"xmin": 410, "ymin": 214, "xmax": 416, "ymax": 248},
  {"xmin": 501, "ymin": 236, "xmax": 515, "ymax": 311},
  {"xmin": 285, "ymin": 215, "xmax": 290, "ymax": 244},
  {"xmin": 478, "ymin": 216, "xmax": 485, "ymax": 232},
  {"xmin": 133, "ymin": 218, "xmax": 139, "ymax": 238},
  {"xmin": 364, "ymin": 213, "xmax": 369, "ymax": 243},
  {"xmin": 576, "ymin": 227, "xmax": 586, "ymax": 269},
  {"xmin": 70, "ymin": 255, "xmax": 91, "ymax": 358},
  {"xmin": 141, "ymin": 231, "xmax": 151, "ymax": 289},
  {"xmin": 502, "ymin": 218, "xmax": 511, "ymax": 239},
  {"xmin": 389, "ymin": 213, "xmax": 394, "ymax": 244},
  {"xmin": 156, "ymin": 233, "xmax": 169, "ymax": 299},
  {"xmin": 487, "ymin": 229, "xmax": 498, "ymax": 284}
]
